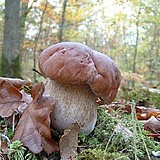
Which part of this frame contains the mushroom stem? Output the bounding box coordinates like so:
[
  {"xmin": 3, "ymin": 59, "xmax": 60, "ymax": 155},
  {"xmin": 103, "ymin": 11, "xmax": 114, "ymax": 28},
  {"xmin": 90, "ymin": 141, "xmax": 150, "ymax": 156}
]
[{"xmin": 44, "ymin": 78, "xmax": 97, "ymax": 135}]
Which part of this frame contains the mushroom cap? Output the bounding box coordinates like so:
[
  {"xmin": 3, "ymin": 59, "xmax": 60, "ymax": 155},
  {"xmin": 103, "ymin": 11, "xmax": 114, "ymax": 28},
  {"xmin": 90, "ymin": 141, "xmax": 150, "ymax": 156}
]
[{"xmin": 38, "ymin": 42, "xmax": 121, "ymax": 104}]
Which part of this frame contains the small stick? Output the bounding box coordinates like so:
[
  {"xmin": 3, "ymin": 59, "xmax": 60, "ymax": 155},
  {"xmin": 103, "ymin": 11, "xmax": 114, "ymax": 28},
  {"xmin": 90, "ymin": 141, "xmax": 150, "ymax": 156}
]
[{"xmin": 32, "ymin": 68, "xmax": 43, "ymax": 77}]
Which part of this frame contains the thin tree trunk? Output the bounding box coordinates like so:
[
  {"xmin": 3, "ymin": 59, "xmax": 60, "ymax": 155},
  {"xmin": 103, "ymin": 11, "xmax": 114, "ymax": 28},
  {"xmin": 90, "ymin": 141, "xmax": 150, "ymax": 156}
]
[
  {"xmin": 58, "ymin": 0, "xmax": 68, "ymax": 42},
  {"xmin": 132, "ymin": 0, "xmax": 142, "ymax": 74},
  {"xmin": 132, "ymin": 0, "xmax": 142, "ymax": 87},
  {"xmin": 1, "ymin": 0, "xmax": 21, "ymax": 78},
  {"xmin": 20, "ymin": 0, "xmax": 36, "ymax": 46},
  {"xmin": 33, "ymin": 0, "xmax": 48, "ymax": 82}
]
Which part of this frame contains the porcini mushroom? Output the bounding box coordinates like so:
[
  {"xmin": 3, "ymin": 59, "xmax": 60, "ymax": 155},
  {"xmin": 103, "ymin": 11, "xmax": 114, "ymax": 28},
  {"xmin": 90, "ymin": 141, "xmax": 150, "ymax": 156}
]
[{"xmin": 38, "ymin": 42, "xmax": 121, "ymax": 159}]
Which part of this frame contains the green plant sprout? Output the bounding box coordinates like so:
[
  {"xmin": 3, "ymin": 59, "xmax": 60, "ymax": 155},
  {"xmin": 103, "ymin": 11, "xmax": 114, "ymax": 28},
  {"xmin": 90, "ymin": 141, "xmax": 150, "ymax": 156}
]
[{"xmin": 8, "ymin": 140, "xmax": 26, "ymax": 160}]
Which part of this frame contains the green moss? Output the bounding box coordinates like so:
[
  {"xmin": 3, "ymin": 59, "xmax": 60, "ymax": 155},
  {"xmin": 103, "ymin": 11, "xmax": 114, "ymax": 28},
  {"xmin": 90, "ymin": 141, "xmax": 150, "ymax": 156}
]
[
  {"xmin": 1, "ymin": 55, "xmax": 22, "ymax": 78},
  {"xmin": 78, "ymin": 108, "xmax": 158, "ymax": 159},
  {"xmin": 8, "ymin": 140, "xmax": 26, "ymax": 160},
  {"xmin": 119, "ymin": 87, "xmax": 160, "ymax": 108},
  {"xmin": 77, "ymin": 148, "xmax": 130, "ymax": 160}
]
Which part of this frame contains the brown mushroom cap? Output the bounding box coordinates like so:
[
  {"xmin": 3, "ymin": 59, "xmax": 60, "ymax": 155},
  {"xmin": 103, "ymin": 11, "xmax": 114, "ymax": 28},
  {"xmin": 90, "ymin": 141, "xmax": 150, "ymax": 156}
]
[{"xmin": 38, "ymin": 42, "xmax": 121, "ymax": 104}]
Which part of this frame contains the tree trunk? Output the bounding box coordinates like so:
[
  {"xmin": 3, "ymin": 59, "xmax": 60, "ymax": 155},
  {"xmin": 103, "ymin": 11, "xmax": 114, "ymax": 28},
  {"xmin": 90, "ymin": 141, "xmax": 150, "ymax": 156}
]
[
  {"xmin": 1, "ymin": 0, "xmax": 21, "ymax": 78},
  {"xmin": 132, "ymin": 0, "xmax": 142, "ymax": 87},
  {"xmin": 58, "ymin": 0, "xmax": 68, "ymax": 42},
  {"xmin": 132, "ymin": 0, "xmax": 142, "ymax": 74},
  {"xmin": 33, "ymin": 0, "xmax": 48, "ymax": 82},
  {"xmin": 20, "ymin": 0, "xmax": 36, "ymax": 47}
]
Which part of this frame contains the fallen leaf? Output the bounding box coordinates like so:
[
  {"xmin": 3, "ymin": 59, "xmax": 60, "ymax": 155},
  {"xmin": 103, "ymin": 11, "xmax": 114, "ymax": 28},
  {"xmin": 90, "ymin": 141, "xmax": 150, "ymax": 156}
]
[
  {"xmin": 1, "ymin": 141, "xmax": 9, "ymax": 154},
  {"xmin": 96, "ymin": 97, "xmax": 105, "ymax": 105},
  {"xmin": 0, "ymin": 81, "xmax": 24, "ymax": 118},
  {"xmin": 0, "ymin": 141, "xmax": 9, "ymax": 160},
  {"xmin": 143, "ymin": 116, "xmax": 160, "ymax": 134},
  {"xmin": 59, "ymin": 123, "xmax": 80, "ymax": 159},
  {"xmin": 29, "ymin": 82, "xmax": 44, "ymax": 100},
  {"xmin": 114, "ymin": 123, "xmax": 134, "ymax": 141},
  {"xmin": 105, "ymin": 102, "xmax": 160, "ymax": 120},
  {"xmin": 147, "ymin": 133, "xmax": 160, "ymax": 138},
  {"xmin": 137, "ymin": 113, "xmax": 148, "ymax": 120},
  {"xmin": 0, "ymin": 77, "xmax": 30, "ymax": 89},
  {"xmin": 18, "ymin": 90, "xmax": 32, "ymax": 113},
  {"xmin": 136, "ymin": 107, "xmax": 160, "ymax": 120},
  {"xmin": 12, "ymin": 83, "xmax": 59, "ymax": 154}
]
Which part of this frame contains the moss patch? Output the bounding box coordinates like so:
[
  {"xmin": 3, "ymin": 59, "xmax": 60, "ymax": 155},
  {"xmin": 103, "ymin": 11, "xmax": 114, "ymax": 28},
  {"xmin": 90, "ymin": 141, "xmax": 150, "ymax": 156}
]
[{"xmin": 1, "ymin": 55, "xmax": 22, "ymax": 78}]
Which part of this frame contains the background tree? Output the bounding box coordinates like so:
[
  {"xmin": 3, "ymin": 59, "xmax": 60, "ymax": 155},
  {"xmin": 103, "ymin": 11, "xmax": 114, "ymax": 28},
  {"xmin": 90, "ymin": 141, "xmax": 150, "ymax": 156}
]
[
  {"xmin": 0, "ymin": 0, "xmax": 159, "ymax": 87},
  {"xmin": 1, "ymin": 0, "xmax": 21, "ymax": 78},
  {"xmin": 58, "ymin": 0, "xmax": 68, "ymax": 42}
]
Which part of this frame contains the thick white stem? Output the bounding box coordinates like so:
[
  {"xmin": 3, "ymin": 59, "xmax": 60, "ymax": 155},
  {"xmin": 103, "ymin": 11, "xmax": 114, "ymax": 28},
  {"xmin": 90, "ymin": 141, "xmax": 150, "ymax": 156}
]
[{"xmin": 44, "ymin": 78, "xmax": 97, "ymax": 135}]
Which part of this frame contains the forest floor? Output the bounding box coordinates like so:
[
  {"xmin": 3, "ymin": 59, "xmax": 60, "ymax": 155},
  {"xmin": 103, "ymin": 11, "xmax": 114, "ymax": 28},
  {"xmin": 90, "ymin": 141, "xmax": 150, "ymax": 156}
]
[{"xmin": 0, "ymin": 79, "xmax": 160, "ymax": 160}]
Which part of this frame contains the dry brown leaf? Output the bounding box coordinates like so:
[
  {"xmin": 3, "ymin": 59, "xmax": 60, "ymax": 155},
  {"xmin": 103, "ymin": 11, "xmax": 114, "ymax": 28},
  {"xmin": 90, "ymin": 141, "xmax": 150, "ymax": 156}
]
[
  {"xmin": 12, "ymin": 83, "xmax": 59, "ymax": 154},
  {"xmin": 147, "ymin": 133, "xmax": 160, "ymax": 138},
  {"xmin": 143, "ymin": 116, "xmax": 160, "ymax": 134},
  {"xmin": 136, "ymin": 107, "xmax": 160, "ymax": 120},
  {"xmin": 0, "ymin": 81, "xmax": 24, "ymax": 118},
  {"xmin": 59, "ymin": 123, "xmax": 80, "ymax": 160},
  {"xmin": 96, "ymin": 97, "xmax": 105, "ymax": 105},
  {"xmin": 0, "ymin": 77, "xmax": 30, "ymax": 89},
  {"xmin": 29, "ymin": 82, "xmax": 44, "ymax": 100},
  {"xmin": 105, "ymin": 103, "xmax": 160, "ymax": 120},
  {"xmin": 1, "ymin": 141, "xmax": 9, "ymax": 154},
  {"xmin": 18, "ymin": 90, "xmax": 32, "ymax": 113},
  {"xmin": 115, "ymin": 123, "xmax": 134, "ymax": 141},
  {"xmin": 0, "ymin": 141, "xmax": 9, "ymax": 160}
]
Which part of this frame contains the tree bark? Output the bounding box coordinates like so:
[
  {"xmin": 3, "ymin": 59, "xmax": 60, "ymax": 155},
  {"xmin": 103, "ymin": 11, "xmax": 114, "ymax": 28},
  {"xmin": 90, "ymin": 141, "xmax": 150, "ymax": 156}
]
[
  {"xmin": 1, "ymin": 0, "xmax": 21, "ymax": 78},
  {"xmin": 132, "ymin": 0, "xmax": 142, "ymax": 87},
  {"xmin": 132, "ymin": 0, "xmax": 142, "ymax": 74},
  {"xmin": 58, "ymin": 0, "xmax": 68, "ymax": 42},
  {"xmin": 20, "ymin": 0, "xmax": 36, "ymax": 46},
  {"xmin": 33, "ymin": 0, "xmax": 48, "ymax": 82}
]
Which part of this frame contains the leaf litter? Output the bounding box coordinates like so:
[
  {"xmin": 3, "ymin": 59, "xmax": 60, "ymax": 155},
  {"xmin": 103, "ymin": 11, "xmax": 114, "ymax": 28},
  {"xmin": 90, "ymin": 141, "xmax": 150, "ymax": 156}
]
[
  {"xmin": 0, "ymin": 77, "xmax": 160, "ymax": 159},
  {"xmin": 0, "ymin": 79, "xmax": 59, "ymax": 157}
]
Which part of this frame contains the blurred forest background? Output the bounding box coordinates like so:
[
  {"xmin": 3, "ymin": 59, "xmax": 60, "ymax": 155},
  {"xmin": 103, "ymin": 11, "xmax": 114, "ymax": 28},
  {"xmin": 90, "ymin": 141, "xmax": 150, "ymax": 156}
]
[{"xmin": 0, "ymin": 0, "xmax": 159, "ymax": 88}]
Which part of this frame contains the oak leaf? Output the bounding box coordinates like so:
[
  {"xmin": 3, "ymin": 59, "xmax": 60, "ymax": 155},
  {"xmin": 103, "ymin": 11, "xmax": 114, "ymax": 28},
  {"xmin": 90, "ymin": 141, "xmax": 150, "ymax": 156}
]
[
  {"xmin": 0, "ymin": 77, "xmax": 30, "ymax": 89},
  {"xmin": 12, "ymin": 82, "xmax": 59, "ymax": 154},
  {"xmin": 0, "ymin": 81, "xmax": 25, "ymax": 118},
  {"xmin": 59, "ymin": 123, "xmax": 80, "ymax": 159},
  {"xmin": 143, "ymin": 116, "xmax": 160, "ymax": 134},
  {"xmin": 18, "ymin": 90, "xmax": 32, "ymax": 113}
]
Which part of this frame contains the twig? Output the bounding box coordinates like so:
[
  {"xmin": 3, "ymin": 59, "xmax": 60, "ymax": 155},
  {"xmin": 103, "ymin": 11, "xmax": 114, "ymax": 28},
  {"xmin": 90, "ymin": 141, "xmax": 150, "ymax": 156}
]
[
  {"xmin": 131, "ymin": 101, "xmax": 138, "ymax": 160},
  {"xmin": 32, "ymin": 68, "xmax": 43, "ymax": 77},
  {"xmin": 137, "ymin": 122, "xmax": 151, "ymax": 160},
  {"xmin": 1, "ymin": 134, "xmax": 11, "ymax": 144}
]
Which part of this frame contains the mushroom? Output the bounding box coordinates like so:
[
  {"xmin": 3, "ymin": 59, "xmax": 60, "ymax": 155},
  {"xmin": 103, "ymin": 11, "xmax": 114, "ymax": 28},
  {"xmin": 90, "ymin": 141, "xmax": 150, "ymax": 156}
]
[{"xmin": 38, "ymin": 42, "xmax": 121, "ymax": 159}]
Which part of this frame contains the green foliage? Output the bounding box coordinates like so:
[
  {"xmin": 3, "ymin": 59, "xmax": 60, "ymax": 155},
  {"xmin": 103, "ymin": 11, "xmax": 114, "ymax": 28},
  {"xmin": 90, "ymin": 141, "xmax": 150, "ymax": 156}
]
[
  {"xmin": 8, "ymin": 140, "xmax": 26, "ymax": 160},
  {"xmin": 77, "ymin": 148, "xmax": 130, "ymax": 160},
  {"xmin": 120, "ymin": 87, "xmax": 160, "ymax": 107},
  {"xmin": 1, "ymin": 55, "xmax": 22, "ymax": 78},
  {"xmin": 0, "ymin": 0, "xmax": 160, "ymax": 82},
  {"xmin": 78, "ymin": 108, "xmax": 159, "ymax": 159},
  {"xmin": 7, "ymin": 140, "xmax": 38, "ymax": 160},
  {"xmin": 7, "ymin": 127, "xmax": 14, "ymax": 139},
  {"xmin": 79, "ymin": 109, "xmax": 127, "ymax": 152},
  {"xmin": 119, "ymin": 114, "xmax": 156, "ymax": 159},
  {"xmin": 25, "ymin": 152, "xmax": 38, "ymax": 160}
]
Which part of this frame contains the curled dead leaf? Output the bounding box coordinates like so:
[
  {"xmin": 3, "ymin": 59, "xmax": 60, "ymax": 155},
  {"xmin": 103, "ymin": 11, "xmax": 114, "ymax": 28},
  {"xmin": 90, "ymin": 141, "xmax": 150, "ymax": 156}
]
[
  {"xmin": 59, "ymin": 123, "xmax": 80, "ymax": 160},
  {"xmin": 18, "ymin": 90, "xmax": 32, "ymax": 113},
  {"xmin": 12, "ymin": 83, "xmax": 59, "ymax": 154},
  {"xmin": 115, "ymin": 123, "xmax": 134, "ymax": 141},
  {"xmin": 105, "ymin": 102, "xmax": 160, "ymax": 120},
  {"xmin": 0, "ymin": 77, "xmax": 30, "ymax": 89},
  {"xmin": 143, "ymin": 116, "xmax": 160, "ymax": 134},
  {"xmin": 0, "ymin": 81, "xmax": 23, "ymax": 118}
]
